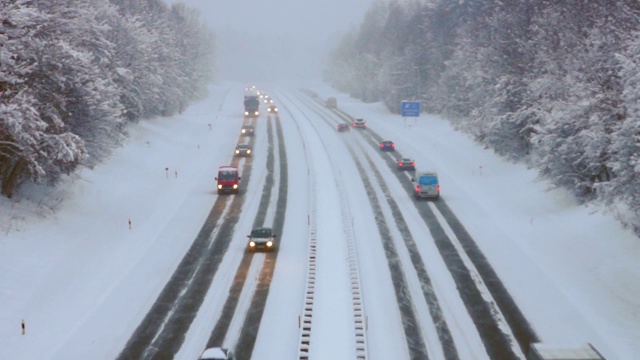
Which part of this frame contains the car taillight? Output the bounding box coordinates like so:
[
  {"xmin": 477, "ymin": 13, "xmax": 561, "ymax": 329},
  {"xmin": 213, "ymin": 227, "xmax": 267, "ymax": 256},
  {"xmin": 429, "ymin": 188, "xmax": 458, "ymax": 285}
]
[
  {"xmin": 353, "ymin": 123, "xmax": 356, "ymax": 126},
  {"xmin": 436, "ymin": 185, "xmax": 441, "ymax": 192},
  {"xmin": 399, "ymin": 162, "xmax": 403, "ymax": 166},
  {"xmin": 391, "ymin": 144, "xmax": 395, "ymax": 148},
  {"xmin": 379, "ymin": 144, "xmax": 383, "ymax": 148},
  {"xmin": 411, "ymin": 162, "xmax": 415, "ymax": 166},
  {"xmin": 415, "ymin": 186, "xmax": 420, "ymax": 192}
]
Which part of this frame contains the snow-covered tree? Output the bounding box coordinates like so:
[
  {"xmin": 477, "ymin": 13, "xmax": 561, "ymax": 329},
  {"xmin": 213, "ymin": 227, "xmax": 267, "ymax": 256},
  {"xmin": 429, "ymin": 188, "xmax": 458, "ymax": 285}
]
[{"xmin": 0, "ymin": 0, "xmax": 216, "ymax": 197}]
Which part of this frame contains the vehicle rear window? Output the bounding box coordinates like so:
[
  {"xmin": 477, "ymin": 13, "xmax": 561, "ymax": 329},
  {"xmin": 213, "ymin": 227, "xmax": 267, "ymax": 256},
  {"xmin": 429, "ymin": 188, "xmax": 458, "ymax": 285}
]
[{"xmin": 419, "ymin": 176, "xmax": 438, "ymax": 186}]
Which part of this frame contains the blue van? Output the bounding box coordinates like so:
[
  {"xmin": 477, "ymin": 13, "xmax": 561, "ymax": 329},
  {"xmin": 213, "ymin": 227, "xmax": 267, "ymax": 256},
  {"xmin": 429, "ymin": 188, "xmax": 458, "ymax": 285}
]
[{"xmin": 412, "ymin": 171, "xmax": 440, "ymax": 200}]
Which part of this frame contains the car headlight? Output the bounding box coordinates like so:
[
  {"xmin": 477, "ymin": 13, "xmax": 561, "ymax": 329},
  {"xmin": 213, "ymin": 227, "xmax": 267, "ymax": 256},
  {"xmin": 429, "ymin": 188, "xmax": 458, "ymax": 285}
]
[
  {"xmin": 218, "ymin": 184, "xmax": 222, "ymax": 189},
  {"xmin": 249, "ymin": 241, "xmax": 256, "ymax": 247},
  {"xmin": 235, "ymin": 150, "xmax": 239, "ymax": 154},
  {"xmin": 242, "ymin": 129, "xmax": 246, "ymax": 133},
  {"xmin": 233, "ymin": 184, "xmax": 238, "ymax": 189},
  {"xmin": 266, "ymin": 240, "xmax": 273, "ymax": 247},
  {"xmin": 244, "ymin": 111, "xmax": 249, "ymax": 115},
  {"xmin": 247, "ymin": 150, "xmax": 251, "ymax": 153}
]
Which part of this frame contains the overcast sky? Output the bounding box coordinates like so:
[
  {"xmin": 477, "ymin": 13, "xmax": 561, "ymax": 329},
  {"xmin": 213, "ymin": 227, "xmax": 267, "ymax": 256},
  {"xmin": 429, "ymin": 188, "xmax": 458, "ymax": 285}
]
[{"xmin": 164, "ymin": 0, "xmax": 382, "ymax": 83}]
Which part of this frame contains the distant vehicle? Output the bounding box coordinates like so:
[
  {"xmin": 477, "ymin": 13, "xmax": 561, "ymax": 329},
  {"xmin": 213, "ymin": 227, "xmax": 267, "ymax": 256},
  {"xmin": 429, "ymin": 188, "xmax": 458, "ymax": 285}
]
[
  {"xmin": 397, "ymin": 158, "xmax": 415, "ymax": 171},
  {"xmin": 337, "ymin": 123, "xmax": 350, "ymax": 132},
  {"xmin": 412, "ymin": 171, "xmax": 440, "ymax": 200},
  {"xmin": 241, "ymin": 124, "xmax": 255, "ymax": 136},
  {"xmin": 352, "ymin": 118, "xmax": 366, "ymax": 129},
  {"xmin": 234, "ymin": 144, "xmax": 252, "ymax": 157},
  {"xmin": 267, "ymin": 105, "xmax": 278, "ymax": 114},
  {"xmin": 263, "ymin": 96, "xmax": 273, "ymax": 104},
  {"xmin": 528, "ymin": 343, "xmax": 604, "ymax": 360},
  {"xmin": 199, "ymin": 347, "xmax": 235, "ymax": 360},
  {"xmin": 243, "ymin": 91, "xmax": 260, "ymax": 118},
  {"xmin": 215, "ymin": 166, "xmax": 241, "ymax": 195},
  {"xmin": 379, "ymin": 140, "xmax": 395, "ymax": 152},
  {"xmin": 248, "ymin": 227, "xmax": 276, "ymax": 252},
  {"xmin": 325, "ymin": 97, "xmax": 337, "ymax": 108}
]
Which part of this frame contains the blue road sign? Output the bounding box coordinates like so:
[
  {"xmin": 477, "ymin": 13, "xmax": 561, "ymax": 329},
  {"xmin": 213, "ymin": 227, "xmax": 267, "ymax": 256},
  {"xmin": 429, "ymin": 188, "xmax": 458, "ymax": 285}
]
[{"xmin": 401, "ymin": 101, "xmax": 420, "ymax": 117}]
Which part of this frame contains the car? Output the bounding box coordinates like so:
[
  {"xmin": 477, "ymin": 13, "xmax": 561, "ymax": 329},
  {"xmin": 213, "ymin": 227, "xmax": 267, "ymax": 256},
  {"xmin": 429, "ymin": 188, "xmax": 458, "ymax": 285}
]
[
  {"xmin": 397, "ymin": 158, "xmax": 415, "ymax": 170},
  {"xmin": 267, "ymin": 105, "xmax": 278, "ymax": 114},
  {"xmin": 215, "ymin": 166, "xmax": 241, "ymax": 195},
  {"xmin": 326, "ymin": 97, "xmax": 337, "ymax": 108},
  {"xmin": 241, "ymin": 124, "xmax": 255, "ymax": 136},
  {"xmin": 263, "ymin": 96, "xmax": 273, "ymax": 104},
  {"xmin": 352, "ymin": 118, "xmax": 366, "ymax": 129},
  {"xmin": 337, "ymin": 123, "xmax": 350, "ymax": 132},
  {"xmin": 199, "ymin": 347, "xmax": 235, "ymax": 360},
  {"xmin": 412, "ymin": 171, "xmax": 440, "ymax": 200},
  {"xmin": 248, "ymin": 227, "xmax": 276, "ymax": 252},
  {"xmin": 379, "ymin": 140, "xmax": 395, "ymax": 152},
  {"xmin": 234, "ymin": 144, "xmax": 252, "ymax": 157}
]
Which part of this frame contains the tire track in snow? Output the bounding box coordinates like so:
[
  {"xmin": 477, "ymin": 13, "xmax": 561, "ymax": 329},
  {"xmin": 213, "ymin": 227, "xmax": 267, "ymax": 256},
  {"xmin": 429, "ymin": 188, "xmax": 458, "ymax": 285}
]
[
  {"xmin": 233, "ymin": 115, "xmax": 289, "ymax": 359},
  {"xmin": 116, "ymin": 118, "xmax": 257, "ymax": 360},
  {"xmin": 322, "ymin": 94, "xmax": 537, "ymax": 359},
  {"xmin": 289, "ymin": 92, "xmax": 430, "ymax": 360},
  {"xmin": 279, "ymin": 91, "xmax": 369, "ymax": 359}
]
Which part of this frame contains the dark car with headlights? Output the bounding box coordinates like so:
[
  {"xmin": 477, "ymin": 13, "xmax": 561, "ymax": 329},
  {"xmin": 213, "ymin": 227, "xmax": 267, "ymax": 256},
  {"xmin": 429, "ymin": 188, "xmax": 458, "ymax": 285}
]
[
  {"xmin": 241, "ymin": 124, "xmax": 255, "ymax": 136},
  {"xmin": 248, "ymin": 227, "xmax": 276, "ymax": 252},
  {"xmin": 234, "ymin": 144, "xmax": 252, "ymax": 157}
]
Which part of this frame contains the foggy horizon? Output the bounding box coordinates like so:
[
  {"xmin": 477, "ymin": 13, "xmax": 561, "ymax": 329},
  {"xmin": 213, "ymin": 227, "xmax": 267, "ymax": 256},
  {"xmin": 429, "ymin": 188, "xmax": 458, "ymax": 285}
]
[{"xmin": 164, "ymin": 0, "xmax": 380, "ymax": 83}]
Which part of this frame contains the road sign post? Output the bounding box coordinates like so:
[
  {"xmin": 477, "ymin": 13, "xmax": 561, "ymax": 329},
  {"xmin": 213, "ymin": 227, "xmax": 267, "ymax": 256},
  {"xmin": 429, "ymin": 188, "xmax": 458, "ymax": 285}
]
[{"xmin": 401, "ymin": 101, "xmax": 420, "ymax": 126}]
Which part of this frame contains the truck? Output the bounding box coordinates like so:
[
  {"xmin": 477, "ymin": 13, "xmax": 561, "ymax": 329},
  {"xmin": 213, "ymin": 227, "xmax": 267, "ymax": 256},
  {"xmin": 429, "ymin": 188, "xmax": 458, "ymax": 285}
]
[
  {"xmin": 244, "ymin": 91, "xmax": 260, "ymax": 118},
  {"xmin": 215, "ymin": 166, "xmax": 241, "ymax": 194}
]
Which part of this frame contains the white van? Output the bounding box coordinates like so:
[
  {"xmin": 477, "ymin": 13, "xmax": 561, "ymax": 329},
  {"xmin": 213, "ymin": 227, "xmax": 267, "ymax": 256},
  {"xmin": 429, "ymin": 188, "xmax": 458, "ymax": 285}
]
[
  {"xmin": 412, "ymin": 171, "xmax": 440, "ymax": 200},
  {"xmin": 199, "ymin": 347, "xmax": 235, "ymax": 360}
]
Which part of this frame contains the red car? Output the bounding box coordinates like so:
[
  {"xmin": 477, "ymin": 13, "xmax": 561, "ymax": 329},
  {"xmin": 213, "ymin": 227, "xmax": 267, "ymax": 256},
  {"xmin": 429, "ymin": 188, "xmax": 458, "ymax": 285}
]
[{"xmin": 215, "ymin": 166, "xmax": 241, "ymax": 194}]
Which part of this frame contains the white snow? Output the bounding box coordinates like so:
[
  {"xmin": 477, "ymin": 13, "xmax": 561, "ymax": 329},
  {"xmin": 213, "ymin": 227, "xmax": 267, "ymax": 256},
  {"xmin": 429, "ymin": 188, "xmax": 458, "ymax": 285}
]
[{"xmin": 0, "ymin": 82, "xmax": 639, "ymax": 360}]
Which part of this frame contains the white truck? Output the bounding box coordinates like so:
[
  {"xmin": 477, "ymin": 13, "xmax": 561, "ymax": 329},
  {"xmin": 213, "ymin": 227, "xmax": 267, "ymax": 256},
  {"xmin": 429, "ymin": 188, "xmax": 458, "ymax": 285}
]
[{"xmin": 528, "ymin": 343, "xmax": 605, "ymax": 360}]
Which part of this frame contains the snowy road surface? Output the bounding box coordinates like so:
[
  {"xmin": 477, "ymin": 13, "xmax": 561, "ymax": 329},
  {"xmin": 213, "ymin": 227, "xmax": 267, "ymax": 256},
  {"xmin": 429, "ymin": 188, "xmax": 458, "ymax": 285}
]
[{"xmin": 1, "ymin": 83, "xmax": 639, "ymax": 360}]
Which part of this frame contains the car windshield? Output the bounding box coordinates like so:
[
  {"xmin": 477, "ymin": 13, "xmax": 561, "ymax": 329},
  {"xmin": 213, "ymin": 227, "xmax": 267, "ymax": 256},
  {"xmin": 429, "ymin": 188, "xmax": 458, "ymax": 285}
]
[
  {"xmin": 419, "ymin": 176, "xmax": 438, "ymax": 186},
  {"xmin": 244, "ymin": 99, "xmax": 259, "ymax": 107},
  {"xmin": 218, "ymin": 170, "xmax": 237, "ymax": 180},
  {"xmin": 251, "ymin": 228, "xmax": 271, "ymax": 237}
]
